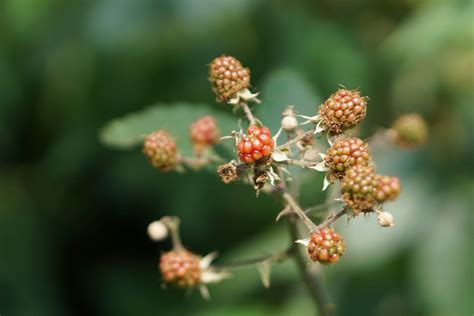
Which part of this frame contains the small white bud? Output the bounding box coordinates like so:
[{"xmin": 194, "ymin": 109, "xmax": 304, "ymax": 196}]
[
  {"xmin": 147, "ymin": 220, "xmax": 168, "ymax": 241},
  {"xmin": 377, "ymin": 211, "xmax": 395, "ymax": 228},
  {"xmin": 281, "ymin": 115, "xmax": 298, "ymax": 131}
]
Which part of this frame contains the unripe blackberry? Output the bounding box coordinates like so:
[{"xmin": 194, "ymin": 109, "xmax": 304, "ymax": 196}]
[
  {"xmin": 374, "ymin": 175, "xmax": 401, "ymax": 203},
  {"xmin": 391, "ymin": 114, "xmax": 428, "ymax": 148},
  {"xmin": 325, "ymin": 137, "xmax": 371, "ymax": 180},
  {"xmin": 143, "ymin": 130, "xmax": 178, "ymax": 171},
  {"xmin": 307, "ymin": 228, "xmax": 346, "ymax": 264},
  {"xmin": 341, "ymin": 165, "xmax": 378, "ymax": 213},
  {"xmin": 159, "ymin": 250, "xmax": 201, "ymax": 288},
  {"xmin": 318, "ymin": 89, "xmax": 367, "ymax": 135},
  {"xmin": 209, "ymin": 55, "xmax": 251, "ymax": 102},
  {"xmin": 237, "ymin": 125, "xmax": 274, "ymax": 164},
  {"xmin": 190, "ymin": 116, "xmax": 220, "ymax": 146}
]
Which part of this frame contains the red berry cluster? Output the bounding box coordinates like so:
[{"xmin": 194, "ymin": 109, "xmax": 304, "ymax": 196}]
[
  {"xmin": 209, "ymin": 55, "xmax": 251, "ymax": 102},
  {"xmin": 374, "ymin": 175, "xmax": 401, "ymax": 202},
  {"xmin": 307, "ymin": 228, "xmax": 346, "ymax": 264},
  {"xmin": 190, "ymin": 116, "xmax": 220, "ymax": 146},
  {"xmin": 325, "ymin": 137, "xmax": 371, "ymax": 180},
  {"xmin": 159, "ymin": 250, "xmax": 201, "ymax": 288},
  {"xmin": 341, "ymin": 165, "xmax": 401, "ymax": 213},
  {"xmin": 143, "ymin": 130, "xmax": 178, "ymax": 171},
  {"xmin": 319, "ymin": 89, "xmax": 367, "ymax": 135},
  {"xmin": 237, "ymin": 126, "xmax": 274, "ymax": 164}
]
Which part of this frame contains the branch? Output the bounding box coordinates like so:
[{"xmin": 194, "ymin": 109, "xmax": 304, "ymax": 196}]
[
  {"xmin": 283, "ymin": 192, "xmax": 318, "ymax": 232},
  {"xmin": 318, "ymin": 206, "xmax": 348, "ymax": 229},
  {"xmin": 277, "ymin": 128, "xmax": 316, "ymax": 150},
  {"xmin": 213, "ymin": 247, "xmax": 295, "ymax": 271},
  {"xmin": 287, "ymin": 219, "xmax": 334, "ymax": 316},
  {"xmin": 240, "ymin": 102, "xmax": 257, "ymax": 125},
  {"xmin": 304, "ymin": 201, "xmax": 342, "ymax": 214}
]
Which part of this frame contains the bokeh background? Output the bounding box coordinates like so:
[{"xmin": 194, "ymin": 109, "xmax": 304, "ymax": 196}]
[{"xmin": 0, "ymin": 0, "xmax": 472, "ymax": 315}]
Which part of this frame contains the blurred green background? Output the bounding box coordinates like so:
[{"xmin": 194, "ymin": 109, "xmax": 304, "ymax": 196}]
[{"xmin": 0, "ymin": 0, "xmax": 472, "ymax": 315}]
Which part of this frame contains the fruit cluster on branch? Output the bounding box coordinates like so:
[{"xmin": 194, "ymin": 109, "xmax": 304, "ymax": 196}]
[{"xmin": 140, "ymin": 55, "xmax": 427, "ymax": 298}]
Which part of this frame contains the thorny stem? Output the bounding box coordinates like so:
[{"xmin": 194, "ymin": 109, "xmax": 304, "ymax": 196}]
[
  {"xmin": 277, "ymin": 128, "xmax": 316, "ymax": 150},
  {"xmin": 287, "ymin": 219, "xmax": 334, "ymax": 316},
  {"xmin": 230, "ymin": 105, "xmax": 340, "ymax": 314},
  {"xmin": 240, "ymin": 102, "xmax": 257, "ymax": 126},
  {"xmin": 318, "ymin": 206, "xmax": 348, "ymax": 229},
  {"xmin": 304, "ymin": 200, "xmax": 342, "ymax": 214},
  {"xmin": 278, "ymin": 166, "xmax": 333, "ymax": 316},
  {"xmin": 283, "ymin": 192, "xmax": 318, "ymax": 232},
  {"xmin": 213, "ymin": 247, "xmax": 295, "ymax": 271}
]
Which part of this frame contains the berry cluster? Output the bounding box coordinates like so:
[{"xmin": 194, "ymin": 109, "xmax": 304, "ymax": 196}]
[
  {"xmin": 318, "ymin": 89, "xmax": 367, "ymax": 135},
  {"xmin": 237, "ymin": 126, "xmax": 274, "ymax": 164},
  {"xmin": 341, "ymin": 165, "xmax": 401, "ymax": 213},
  {"xmin": 325, "ymin": 137, "xmax": 371, "ymax": 180},
  {"xmin": 209, "ymin": 55, "xmax": 251, "ymax": 102},
  {"xmin": 375, "ymin": 175, "xmax": 401, "ymax": 203},
  {"xmin": 341, "ymin": 165, "xmax": 379, "ymax": 213},
  {"xmin": 143, "ymin": 130, "xmax": 178, "ymax": 171},
  {"xmin": 190, "ymin": 116, "xmax": 220, "ymax": 146},
  {"xmin": 307, "ymin": 228, "xmax": 346, "ymax": 264},
  {"xmin": 391, "ymin": 113, "xmax": 428, "ymax": 148},
  {"xmin": 160, "ymin": 250, "xmax": 201, "ymax": 288}
]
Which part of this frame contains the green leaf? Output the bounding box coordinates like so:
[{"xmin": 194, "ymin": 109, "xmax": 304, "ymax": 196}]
[
  {"xmin": 99, "ymin": 102, "xmax": 237, "ymax": 155},
  {"xmin": 256, "ymin": 69, "xmax": 321, "ymax": 132}
]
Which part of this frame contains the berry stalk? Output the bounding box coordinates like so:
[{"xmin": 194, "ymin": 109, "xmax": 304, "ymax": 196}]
[{"xmin": 240, "ymin": 102, "xmax": 257, "ymax": 126}]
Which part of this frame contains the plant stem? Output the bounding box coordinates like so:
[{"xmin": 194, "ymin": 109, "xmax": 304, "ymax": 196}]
[
  {"xmin": 161, "ymin": 216, "xmax": 184, "ymax": 251},
  {"xmin": 240, "ymin": 102, "xmax": 257, "ymax": 125},
  {"xmin": 304, "ymin": 201, "xmax": 342, "ymax": 214},
  {"xmin": 287, "ymin": 219, "xmax": 334, "ymax": 316},
  {"xmin": 318, "ymin": 206, "xmax": 348, "ymax": 229},
  {"xmin": 283, "ymin": 192, "xmax": 318, "ymax": 232},
  {"xmin": 213, "ymin": 247, "xmax": 295, "ymax": 271},
  {"xmin": 277, "ymin": 128, "xmax": 316, "ymax": 150}
]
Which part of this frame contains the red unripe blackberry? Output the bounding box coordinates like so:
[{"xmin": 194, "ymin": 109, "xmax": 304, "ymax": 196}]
[
  {"xmin": 209, "ymin": 55, "xmax": 251, "ymax": 102},
  {"xmin": 318, "ymin": 89, "xmax": 367, "ymax": 135},
  {"xmin": 307, "ymin": 228, "xmax": 346, "ymax": 265},
  {"xmin": 237, "ymin": 125, "xmax": 274, "ymax": 164},
  {"xmin": 325, "ymin": 137, "xmax": 371, "ymax": 180},
  {"xmin": 190, "ymin": 116, "xmax": 220, "ymax": 146},
  {"xmin": 341, "ymin": 165, "xmax": 378, "ymax": 213},
  {"xmin": 391, "ymin": 114, "xmax": 428, "ymax": 148},
  {"xmin": 374, "ymin": 175, "xmax": 401, "ymax": 203},
  {"xmin": 159, "ymin": 250, "xmax": 201, "ymax": 288},
  {"xmin": 143, "ymin": 130, "xmax": 178, "ymax": 171}
]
